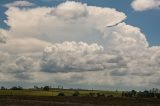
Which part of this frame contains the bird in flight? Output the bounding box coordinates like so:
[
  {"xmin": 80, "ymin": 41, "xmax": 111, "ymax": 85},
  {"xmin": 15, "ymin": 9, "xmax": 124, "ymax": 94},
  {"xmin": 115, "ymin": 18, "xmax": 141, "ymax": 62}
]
[{"xmin": 106, "ymin": 20, "xmax": 124, "ymax": 27}]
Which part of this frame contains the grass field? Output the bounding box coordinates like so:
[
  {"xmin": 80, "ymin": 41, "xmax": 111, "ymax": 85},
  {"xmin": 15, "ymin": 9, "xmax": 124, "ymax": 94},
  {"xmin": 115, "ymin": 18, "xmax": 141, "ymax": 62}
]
[{"xmin": 0, "ymin": 89, "xmax": 122, "ymax": 97}]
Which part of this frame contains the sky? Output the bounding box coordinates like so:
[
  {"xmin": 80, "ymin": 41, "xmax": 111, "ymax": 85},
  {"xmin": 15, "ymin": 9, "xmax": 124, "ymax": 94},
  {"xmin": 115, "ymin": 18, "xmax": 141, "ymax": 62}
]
[{"xmin": 0, "ymin": 0, "xmax": 160, "ymax": 90}]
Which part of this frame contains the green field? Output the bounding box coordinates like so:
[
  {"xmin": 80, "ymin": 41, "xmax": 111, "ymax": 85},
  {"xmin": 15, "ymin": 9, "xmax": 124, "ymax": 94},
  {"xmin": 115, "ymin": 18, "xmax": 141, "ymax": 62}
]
[{"xmin": 0, "ymin": 89, "xmax": 122, "ymax": 97}]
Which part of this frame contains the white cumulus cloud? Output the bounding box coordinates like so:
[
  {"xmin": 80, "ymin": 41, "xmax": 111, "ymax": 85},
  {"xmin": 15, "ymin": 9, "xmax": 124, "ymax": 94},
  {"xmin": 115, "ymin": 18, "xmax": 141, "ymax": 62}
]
[
  {"xmin": 0, "ymin": 29, "xmax": 7, "ymax": 43},
  {"xmin": 4, "ymin": 1, "xmax": 35, "ymax": 8},
  {"xmin": 41, "ymin": 41, "xmax": 104, "ymax": 72},
  {"xmin": 4, "ymin": 1, "xmax": 126, "ymax": 43},
  {"xmin": 0, "ymin": 1, "xmax": 160, "ymax": 88},
  {"xmin": 131, "ymin": 0, "xmax": 160, "ymax": 11}
]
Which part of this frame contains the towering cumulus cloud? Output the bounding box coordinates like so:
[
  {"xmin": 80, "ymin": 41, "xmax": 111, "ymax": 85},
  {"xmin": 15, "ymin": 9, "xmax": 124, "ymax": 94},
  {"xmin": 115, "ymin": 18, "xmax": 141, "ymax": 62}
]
[
  {"xmin": 41, "ymin": 41, "xmax": 104, "ymax": 72},
  {"xmin": 0, "ymin": 29, "xmax": 7, "ymax": 43},
  {"xmin": 0, "ymin": 1, "xmax": 160, "ymax": 88},
  {"xmin": 131, "ymin": 0, "xmax": 160, "ymax": 11},
  {"xmin": 52, "ymin": 1, "xmax": 88, "ymax": 20}
]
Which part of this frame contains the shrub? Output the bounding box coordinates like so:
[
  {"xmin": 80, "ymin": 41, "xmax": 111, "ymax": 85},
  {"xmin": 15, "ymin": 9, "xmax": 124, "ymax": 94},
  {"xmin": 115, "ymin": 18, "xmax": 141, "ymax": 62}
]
[
  {"xmin": 73, "ymin": 91, "xmax": 80, "ymax": 96},
  {"xmin": 89, "ymin": 93, "xmax": 96, "ymax": 97},
  {"xmin": 58, "ymin": 92, "xmax": 65, "ymax": 96},
  {"xmin": 43, "ymin": 86, "xmax": 50, "ymax": 91},
  {"xmin": 10, "ymin": 86, "xmax": 23, "ymax": 90}
]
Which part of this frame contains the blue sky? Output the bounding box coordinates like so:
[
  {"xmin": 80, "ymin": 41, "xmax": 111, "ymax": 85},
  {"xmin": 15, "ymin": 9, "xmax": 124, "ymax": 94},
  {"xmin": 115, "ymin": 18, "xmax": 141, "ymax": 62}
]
[{"xmin": 0, "ymin": 0, "xmax": 159, "ymax": 46}]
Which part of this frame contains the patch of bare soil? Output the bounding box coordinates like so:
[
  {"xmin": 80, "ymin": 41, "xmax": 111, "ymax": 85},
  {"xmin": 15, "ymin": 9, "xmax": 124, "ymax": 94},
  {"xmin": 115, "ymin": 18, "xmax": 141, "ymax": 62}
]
[{"xmin": 0, "ymin": 96, "xmax": 160, "ymax": 106}]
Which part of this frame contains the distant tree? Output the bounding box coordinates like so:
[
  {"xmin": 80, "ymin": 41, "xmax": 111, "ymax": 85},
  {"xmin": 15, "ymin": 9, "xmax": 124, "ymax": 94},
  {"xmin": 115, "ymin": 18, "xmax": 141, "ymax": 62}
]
[
  {"xmin": 43, "ymin": 86, "xmax": 50, "ymax": 91},
  {"xmin": 34, "ymin": 85, "xmax": 39, "ymax": 89},
  {"xmin": 89, "ymin": 93, "xmax": 96, "ymax": 97},
  {"xmin": 137, "ymin": 90, "xmax": 154, "ymax": 98},
  {"xmin": 57, "ymin": 85, "xmax": 63, "ymax": 89},
  {"xmin": 143, "ymin": 90, "xmax": 150, "ymax": 97},
  {"xmin": 18, "ymin": 86, "xmax": 23, "ymax": 90},
  {"xmin": 156, "ymin": 93, "xmax": 160, "ymax": 99},
  {"xmin": 122, "ymin": 89, "xmax": 160, "ymax": 98},
  {"xmin": 124, "ymin": 91, "xmax": 132, "ymax": 97},
  {"xmin": 10, "ymin": 86, "xmax": 23, "ymax": 90},
  {"xmin": 122, "ymin": 91, "xmax": 125, "ymax": 97},
  {"xmin": 58, "ymin": 92, "xmax": 65, "ymax": 96},
  {"xmin": 131, "ymin": 90, "xmax": 137, "ymax": 97},
  {"xmin": 1, "ymin": 86, "xmax": 6, "ymax": 90},
  {"xmin": 152, "ymin": 88, "xmax": 156, "ymax": 93},
  {"xmin": 73, "ymin": 91, "xmax": 80, "ymax": 96},
  {"xmin": 96, "ymin": 93, "xmax": 101, "ymax": 97}
]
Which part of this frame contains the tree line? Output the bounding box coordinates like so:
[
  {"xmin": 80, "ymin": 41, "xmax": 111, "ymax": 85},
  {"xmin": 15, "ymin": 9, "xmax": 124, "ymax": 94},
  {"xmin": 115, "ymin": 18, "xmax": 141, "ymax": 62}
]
[
  {"xmin": 122, "ymin": 88, "xmax": 160, "ymax": 98},
  {"xmin": 1, "ymin": 86, "xmax": 160, "ymax": 98}
]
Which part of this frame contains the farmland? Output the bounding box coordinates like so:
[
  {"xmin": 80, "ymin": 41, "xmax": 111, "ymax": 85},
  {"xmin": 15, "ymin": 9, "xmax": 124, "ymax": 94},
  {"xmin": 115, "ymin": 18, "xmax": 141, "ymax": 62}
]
[
  {"xmin": 0, "ymin": 89, "xmax": 160, "ymax": 106},
  {"xmin": 0, "ymin": 89, "xmax": 121, "ymax": 97},
  {"xmin": 1, "ymin": 95, "xmax": 160, "ymax": 106}
]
